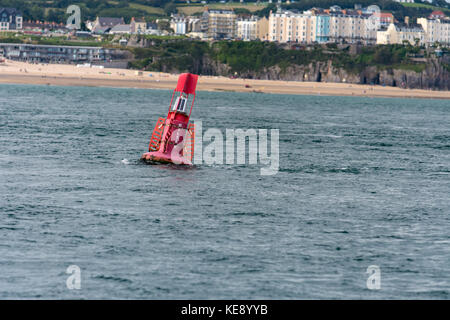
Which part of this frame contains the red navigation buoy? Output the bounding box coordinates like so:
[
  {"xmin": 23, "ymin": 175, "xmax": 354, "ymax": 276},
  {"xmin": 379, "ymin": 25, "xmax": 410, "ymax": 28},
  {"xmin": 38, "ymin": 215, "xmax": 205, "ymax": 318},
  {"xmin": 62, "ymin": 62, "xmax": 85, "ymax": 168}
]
[{"xmin": 141, "ymin": 73, "xmax": 198, "ymax": 165}]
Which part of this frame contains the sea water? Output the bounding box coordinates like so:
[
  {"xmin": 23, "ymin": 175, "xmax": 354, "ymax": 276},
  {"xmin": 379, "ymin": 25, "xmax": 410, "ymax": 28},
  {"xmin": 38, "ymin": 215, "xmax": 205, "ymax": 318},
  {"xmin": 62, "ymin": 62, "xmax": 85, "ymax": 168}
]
[{"xmin": 0, "ymin": 84, "xmax": 449, "ymax": 299}]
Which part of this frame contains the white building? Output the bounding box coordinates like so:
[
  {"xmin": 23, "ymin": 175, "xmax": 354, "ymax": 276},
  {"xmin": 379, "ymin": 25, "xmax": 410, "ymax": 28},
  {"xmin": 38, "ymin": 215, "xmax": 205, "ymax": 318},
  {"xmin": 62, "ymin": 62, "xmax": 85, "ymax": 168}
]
[
  {"xmin": 417, "ymin": 17, "xmax": 450, "ymax": 45},
  {"xmin": 269, "ymin": 8, "xmax": 378, "ymax": 44},
  {"xmin": 269, "ymin": 10, "xmax": 316, "ymax": 43},
  {"xmin": 0, "ymin": 8, "xmax": 22, "ymax": 31},
  {"xmin": 236, "ymin": 16, "xmax": 259, "ymax": 41},
  {"xmin": 377, "ymin": 23, "xmax": 425, "ymax": 45},
  {"xmin": 170, "ymin": 17, "xmax": 187, "ymax": 35},
  {"xmin": 170, "ymin": 15, "xmax": 202, "ymax": 35},
  {"xmin": 328, "ymin": 11, "xmax": 373, "ymax": 44}
]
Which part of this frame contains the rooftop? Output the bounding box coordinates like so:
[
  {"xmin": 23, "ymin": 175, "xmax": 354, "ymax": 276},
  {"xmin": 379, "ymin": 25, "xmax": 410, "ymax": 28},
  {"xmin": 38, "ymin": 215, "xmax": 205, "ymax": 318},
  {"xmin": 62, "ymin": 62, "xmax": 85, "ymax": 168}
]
[
  {"xmin": 394, "ymin": 23, "xmax": 424, "ymax": 32},
  {"xmin": 208, "ymin": 10, "xmax": 235, "ymax": 15},
  {"xmin": 96, "ymin": 17, "xmax": 125, "ymax": 27},
  {"xmin": 131, "ymin": 17, "xmax": 146, "ymax": 23},
  {"xmin": 0, "ymin": 43, "xmax": 103, "ymax": 50},
  {"xmin": 110, "ymin": 24, "xmax": 131, "ymax": 32},
  {"xmin": 0, "ymin": 7, "xmax": 22, "ymax": 16}
]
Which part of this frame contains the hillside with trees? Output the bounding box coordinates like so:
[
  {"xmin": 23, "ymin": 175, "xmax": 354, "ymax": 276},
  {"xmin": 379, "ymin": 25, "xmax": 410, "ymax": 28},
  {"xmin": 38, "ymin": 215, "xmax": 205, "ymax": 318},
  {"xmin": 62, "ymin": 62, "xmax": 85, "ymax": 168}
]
[{"xmin": 0, "ymin": 0, "xmax": 449, "ymax": 24}]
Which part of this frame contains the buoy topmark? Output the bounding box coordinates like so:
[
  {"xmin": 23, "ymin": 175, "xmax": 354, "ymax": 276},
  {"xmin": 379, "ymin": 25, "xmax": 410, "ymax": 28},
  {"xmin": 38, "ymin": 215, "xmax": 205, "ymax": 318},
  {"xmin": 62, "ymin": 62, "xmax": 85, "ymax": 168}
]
[{"xmin": 141, "ymin": 73, "xmax": 198, "ymax": 165}]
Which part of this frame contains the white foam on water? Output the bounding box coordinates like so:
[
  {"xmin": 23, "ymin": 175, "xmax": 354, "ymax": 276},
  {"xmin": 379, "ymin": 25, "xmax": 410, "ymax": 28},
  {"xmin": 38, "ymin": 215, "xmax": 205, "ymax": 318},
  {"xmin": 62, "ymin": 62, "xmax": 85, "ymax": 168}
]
[{"xmin": 121, "ymin": 159, "xmax": 130, "ymax": 165}]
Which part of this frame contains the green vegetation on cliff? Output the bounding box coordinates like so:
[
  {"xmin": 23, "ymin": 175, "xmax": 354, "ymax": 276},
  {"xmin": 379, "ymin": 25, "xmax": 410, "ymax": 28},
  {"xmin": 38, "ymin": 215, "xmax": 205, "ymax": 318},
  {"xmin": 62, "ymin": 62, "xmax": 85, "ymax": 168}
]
[{"xmin": 127, "ymin": 39, "xmax": 431, "ymax": 77}]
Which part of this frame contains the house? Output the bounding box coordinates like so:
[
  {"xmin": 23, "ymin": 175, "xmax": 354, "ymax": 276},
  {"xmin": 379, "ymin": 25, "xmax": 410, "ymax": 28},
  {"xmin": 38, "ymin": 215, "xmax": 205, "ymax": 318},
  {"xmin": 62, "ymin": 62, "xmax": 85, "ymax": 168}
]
[
  {"xmin": 170, "ymin": 14, "xmax": 202, "ymax": 35},
  {"xmin": 236, "ymin": 16, "xmax": 259, "ymax": 41},
  {"xmin": 109, "ymin": 24, "xmax": 131, "ymax": 34},
  {"xmin": 377, "ymin": 22, "xmax": 425, "ymax": 45},
  {"xmin": 376, "ymin": 12, "xmax": 394, "ymax": 28},
  {"xmin": 257, "ymin": 16, "xmax": 269, "ymax": 41},
  {"xmin": 145, "ymin": 22, "xmax": 160, "ymax": 35},
  {"xmin": 429, "ymin": 11, "xmax": 446, "ymax": 20},
  {"xmin": 188, "ymin": 18, "xmax": 201, "ymax": 33},
  {"xmin": 0, "ymin": 8, "xmax": 22, "ymax": 31},
  {"xmin": 91, "ymin": 17, "xmax": 125, "ymax": 34},
  {"xmin": 417, "ymin": 17, "xmax": 450, "ymax": 45},
  {"xmin": 130, "ymin": 17, "xmax": 147, "ymax": 34},
  {"xmin": 171, "ymin": 16, "xmax": 188, "ymax": 34},
  {"xmin": 23, "ymin": 20, "xmax": 68, "ymax": 34}
]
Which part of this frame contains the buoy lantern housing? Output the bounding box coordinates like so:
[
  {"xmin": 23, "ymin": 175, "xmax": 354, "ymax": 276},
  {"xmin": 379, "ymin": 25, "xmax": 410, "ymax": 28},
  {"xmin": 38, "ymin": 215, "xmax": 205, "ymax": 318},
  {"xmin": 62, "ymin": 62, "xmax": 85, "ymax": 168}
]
[{"xmin": 141, "ymin": 73, "xmax": 198, "ymax": 165}]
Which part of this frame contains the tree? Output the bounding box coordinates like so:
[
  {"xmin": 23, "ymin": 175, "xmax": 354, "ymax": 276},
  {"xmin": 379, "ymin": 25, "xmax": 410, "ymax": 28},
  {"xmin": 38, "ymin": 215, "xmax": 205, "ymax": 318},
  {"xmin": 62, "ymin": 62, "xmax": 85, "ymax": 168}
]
[
  {"xmin": 47, "ymin": 9, "xmax": 62, "ymax": 23},
  {"xmin": 373, "ymin": 46, "xmax": 392, "ymax": 64},
  {"xmin": 158, "ymin": 20, "xmax": 173, "ymax": 33},
  {"xmin": 27, "ymin": 6, "xmax": 45, "ymax": 21},
  {"xmin": 163, "ymin": 2, "xmax": 178, "ymax": 15},
  {"xmin": 432, "ymin": 0, "xmax": 449, "ymax": 9},
  {"xmin": 414, "ymin": 38, "xmax": 420, "ymax": 47}
]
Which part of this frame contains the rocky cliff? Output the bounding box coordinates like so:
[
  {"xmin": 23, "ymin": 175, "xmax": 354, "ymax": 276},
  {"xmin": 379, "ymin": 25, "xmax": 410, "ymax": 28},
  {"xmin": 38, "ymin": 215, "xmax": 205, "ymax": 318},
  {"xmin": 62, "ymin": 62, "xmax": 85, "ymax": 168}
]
[{"xmin": 199, "ymin": 56, "xmax": 450, "ymax": 91}]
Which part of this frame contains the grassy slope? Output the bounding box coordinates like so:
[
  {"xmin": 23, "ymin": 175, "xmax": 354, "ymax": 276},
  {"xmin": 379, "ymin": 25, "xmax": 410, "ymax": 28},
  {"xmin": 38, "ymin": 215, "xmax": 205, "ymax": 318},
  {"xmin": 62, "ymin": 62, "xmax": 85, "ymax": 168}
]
[
  {"xmin": 177, "ymin": 2, "xmax": 269, "ymax": 15},
  {"xmin": 129, "ymin": 3, "xmax": 165, "ymax": 15},
  {"xmin": 401, "ymin": 3, "xmax": 450, "ymax": 15}
]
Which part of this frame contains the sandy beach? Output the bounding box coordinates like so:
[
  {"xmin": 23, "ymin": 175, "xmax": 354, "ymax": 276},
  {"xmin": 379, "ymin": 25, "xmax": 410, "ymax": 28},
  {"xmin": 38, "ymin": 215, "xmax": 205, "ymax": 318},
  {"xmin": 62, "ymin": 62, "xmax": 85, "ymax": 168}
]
[{"xmin": 0, "ymin": 60, "xmax": 449, "ymax": 99}]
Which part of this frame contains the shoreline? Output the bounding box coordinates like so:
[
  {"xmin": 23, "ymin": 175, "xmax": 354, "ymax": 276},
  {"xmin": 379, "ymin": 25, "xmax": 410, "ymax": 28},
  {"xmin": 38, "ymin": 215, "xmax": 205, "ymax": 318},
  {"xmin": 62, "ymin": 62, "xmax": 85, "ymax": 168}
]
[{"xmin": 1, "ymin": 60, "xmax": 449, "ymax": 100}]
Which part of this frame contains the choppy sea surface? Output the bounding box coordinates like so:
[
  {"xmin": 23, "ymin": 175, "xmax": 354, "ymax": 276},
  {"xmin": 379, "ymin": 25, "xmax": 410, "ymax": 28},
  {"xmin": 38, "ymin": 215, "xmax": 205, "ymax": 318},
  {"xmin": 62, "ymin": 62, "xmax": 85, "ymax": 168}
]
[{"xmin": 0, "ymin": 84, "xmax": 449, "ymax": 299}]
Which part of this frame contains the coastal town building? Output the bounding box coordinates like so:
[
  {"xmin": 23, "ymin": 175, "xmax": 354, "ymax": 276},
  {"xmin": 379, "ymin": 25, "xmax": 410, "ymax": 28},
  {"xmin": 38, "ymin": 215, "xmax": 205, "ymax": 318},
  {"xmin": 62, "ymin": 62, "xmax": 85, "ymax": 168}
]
[
  {"xmin": 267, "ymin": 6, "xmax": 449, "ymax": 46},
  {"xmin": 236, "ymin": 16, "xmax": 259, "ymax": 41},
  {"xmin": 169, "ymin": 14, "xmax": 202, "ymax": 35},
  {"xmin": 201, "ymin": 8, "xmax": 237, "ymax": 39},
  {"xmin": 130, "ymin": 17, "xmax": 147, "ymax": 34},
  {"xmin": 1, "ymin": 5, "xmax": 448, "ymax": 47},
  {"xmin": 89, "ymin": 17, "xmax": 125, "ymax": 34},
  {"xmin": 109, "ymin": 24, "xmax": 131, "ymax": 35},
  {"xmin": 0, "ymin": 43, "xmax": 127, "ymax": 64},
  {"xmin": 145, "ymin": 22, "xmax": 159, "ymax": 35},
  {"xmin": 374, "ymin": 12, "xmax": 394, "ymax": 28},
  {"xmin": 257, "ymin": 16, "xmax": 270, "ymax": 41},
  {"xmin": 0, "ymin": 8, "xmax": 22, "ymax": 31},
  {"xmin": 269, "ymin": 6, "xmax": 381, "ymax": 45},
  {"xmin": 429, "ymin": 10, "xmax": 446, "ymax": 20},
  {"xmin": 170, "ymin": 16, "xmax": 188, "ymax": 34},
  {"xmin": 376, "ymin": 22, "xmax": 425, "ymax": 45},
  {"xmin": 22, "ymin": 20, "xmax": 68, "ymax": 34},
  {"xmin": 188, "ymin": 18, "xmax": 202, "ymax": 33},
  {"xmin": 326, "ymin": 9, "xmax": 372, "ymax": 44},
  {"xmin": 417, "ymin": 17, "xmax": 450, "ymax": 45},
  {"xmin": 166, "ymin": 6, "xmax": 448, "ymax": 46},
  {"xmin": 269, "ymin": 10, "xmax": 315, "ymax": 43}
]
